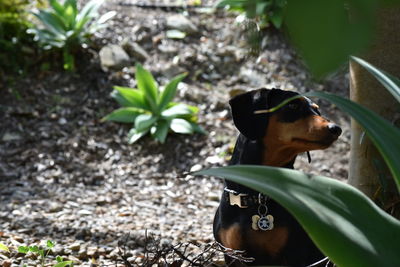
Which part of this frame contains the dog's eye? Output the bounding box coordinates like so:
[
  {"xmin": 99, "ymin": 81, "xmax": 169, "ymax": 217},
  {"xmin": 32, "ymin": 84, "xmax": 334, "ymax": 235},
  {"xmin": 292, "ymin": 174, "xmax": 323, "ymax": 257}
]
[{"xmin": 288, "ymin": 103, "xmax": 299, "ymax": 110}]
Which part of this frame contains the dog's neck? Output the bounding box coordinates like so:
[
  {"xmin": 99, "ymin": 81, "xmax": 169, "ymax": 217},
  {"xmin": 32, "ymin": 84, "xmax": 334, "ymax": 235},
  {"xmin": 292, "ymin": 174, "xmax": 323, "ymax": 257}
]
[
  {"xmin": 262, "ymin": 143, "xmax": 298, "ymax": 167},
  {"xmin": 225, "ymin": 134, "xmax": 297, "ymax": 194}
]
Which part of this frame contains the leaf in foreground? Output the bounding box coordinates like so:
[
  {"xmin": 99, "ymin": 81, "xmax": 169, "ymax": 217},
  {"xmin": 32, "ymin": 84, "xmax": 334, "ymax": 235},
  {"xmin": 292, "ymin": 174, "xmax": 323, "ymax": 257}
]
[{"xmin": 196, "ymin": 165, "xmax": 400, "ymax": 267}]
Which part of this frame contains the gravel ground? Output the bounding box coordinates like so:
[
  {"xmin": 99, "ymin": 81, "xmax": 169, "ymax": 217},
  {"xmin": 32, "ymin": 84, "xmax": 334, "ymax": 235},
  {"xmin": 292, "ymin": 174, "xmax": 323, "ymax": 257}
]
[{"xmin": 0, "ymin": 1, "xmax": 350, "ymax": 266}]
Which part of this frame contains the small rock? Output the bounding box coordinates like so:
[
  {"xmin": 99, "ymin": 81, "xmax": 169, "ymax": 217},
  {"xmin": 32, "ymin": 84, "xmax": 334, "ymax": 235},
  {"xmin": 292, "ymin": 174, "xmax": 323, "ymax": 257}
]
[
  {"xmin": 69, "ymin": 242, "xmax": 81, "ymax": 251},
  {"xmin": 2, "ymin": 132, "xmax": 22, "ymax": 142},
  {"xmin": 58, "ymin": 118, "xmax": 67, "ymax": 125},
  {"xmin": 190, "ymin": 164, "xmax": 202, "ymax": 172},
  {"xmin": 158, "ymin": 43, "xmax": 179, "ymax": 54},
  {"xmin": 77, "ymin": 209, "xmax": 92, "ymax": 215},
  {"xmin": 121, "ymin": 40, "xmax": 150, "ymax": 62},
  {"xmin": 2, "ymin": 259, "xmax": 11, "ymax": 267},
  {"xmin": 87, "ymin": 247, "xmax": 98, "ymax": 257},
  {"xmin": 166, "ymin": 15, "xmax": 199, "ymax": 34},
  {"xmin": 99, "ymin": 44, "xmax": 130, "ymax": 71},
  {"xmin": 206, "ymin": 155, "xmax": 223, "ymax": 164},
  {"xmin": 47, "ymin": 202, "xmax": 63, "ymax": 213}
]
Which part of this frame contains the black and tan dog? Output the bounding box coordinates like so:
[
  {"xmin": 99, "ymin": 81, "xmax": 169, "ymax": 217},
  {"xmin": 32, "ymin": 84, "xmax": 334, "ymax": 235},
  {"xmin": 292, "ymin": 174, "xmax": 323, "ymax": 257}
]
[{"xmin": 213, "ymin": 88, "xmax": 341, "ymax": 266}]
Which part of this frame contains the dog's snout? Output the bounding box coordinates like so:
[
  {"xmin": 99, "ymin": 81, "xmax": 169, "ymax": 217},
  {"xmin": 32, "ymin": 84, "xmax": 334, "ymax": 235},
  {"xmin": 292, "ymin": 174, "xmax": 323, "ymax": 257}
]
[{"xmin": 328, "ymin": 123, "xmax": 342, "ymax": 136}]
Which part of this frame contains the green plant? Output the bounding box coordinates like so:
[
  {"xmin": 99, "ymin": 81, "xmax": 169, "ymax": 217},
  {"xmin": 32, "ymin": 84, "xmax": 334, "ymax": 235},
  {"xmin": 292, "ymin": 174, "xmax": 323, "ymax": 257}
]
[
  {"xmin": 28, "ymin": 0, "xmax": 116, "ymax": 71},
  {"xmin": 0, "ymin": 0, "xmax": 44, "ymax": 73},
  {"xmin": 103, "ymin": 64, "xmax": 205, "ymax": 144},
  {"xmin": 196, "ymin": 58, "xmax": 400, "ymax": 266},
  {"xmin": 0, "ymin": 240, "xmax": 73, "ymax": 267},
  {"xmin": 217, "ymin": 0, "xmax": 286, "ymax": 29}
]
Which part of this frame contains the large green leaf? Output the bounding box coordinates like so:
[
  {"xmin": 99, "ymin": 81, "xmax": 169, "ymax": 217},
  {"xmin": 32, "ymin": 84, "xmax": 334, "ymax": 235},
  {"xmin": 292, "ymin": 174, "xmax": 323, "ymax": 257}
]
[
  {"xmin": 96, "ymin": 10, "xmax": 117, "ymax": 25},
  {"xmin": 76, "ymin": 0, "xmax": 103, "ymax": 22},
  {"xmin": 112, "ymin": 86, "xmax": 149, "ymax": 110},
  {"xmin": 305, "ymin": 91, "xmax": 400, "ymax": 191},
  {"xmin": 49, "ymin": 0, "xmax": 66, "ymax": 18},
  {"xmin": 127, "ymin": 127, "xmax": 148, "ymax": 144},
  {"xmin": 101, "ymin": 107, "xmax": 142, "ymax": 123},
  {"xmin": 33, "ymin": 10, "xmax": 66, "ymax": 35},
  {"xmin": 134, "ymin": 114, "xmax": 157, "ymax": 132},
  {"xmin": 285, "ymin": 0, "xmax": 376, "ymax": 77},
  {"xmin": 135, "ymin": 64, "xmax": 159, "ymax": 113},
  {"xmin": 170, "ymin": 118, "xmax": 194, "ymax": 134},
  {"xmin": 351, "ymin": 56, "xmax": 400, "ymax": 103},
  {"xmin": 152, "ymin": 119, "xmax": 171, "ymax": 143},
  {"xmin": 196, "ymin": 165, "xmax": 400, "ymax": 266},
  {"xmin": 161, "ymin": 103, "xmax": 194, "ymax": 118},
  {"xmin": 158, "ymin": 72, "xmax": 187, "ymax": 111}
]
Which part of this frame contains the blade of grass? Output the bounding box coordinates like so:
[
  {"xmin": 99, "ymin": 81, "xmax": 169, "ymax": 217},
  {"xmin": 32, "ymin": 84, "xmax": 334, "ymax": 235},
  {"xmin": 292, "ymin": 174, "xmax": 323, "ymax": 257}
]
[
  {"xmin": 135, "ymin": 64, "xmax": 159, "ymax": 113},
  {"xmin": 158, "ymin": 73, "xmax": 187, "ymax": 111}
]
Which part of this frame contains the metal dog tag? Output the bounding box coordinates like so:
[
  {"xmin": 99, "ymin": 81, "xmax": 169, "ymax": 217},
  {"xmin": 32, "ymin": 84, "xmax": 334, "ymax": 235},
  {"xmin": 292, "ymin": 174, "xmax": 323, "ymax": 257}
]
[
  {"xmin": 257, "ymin": 214, "xmax": 274, "ymax": 231},
  {"xmin": 251, "ymin": 215, "xmax": 260, "ymax": 230}
]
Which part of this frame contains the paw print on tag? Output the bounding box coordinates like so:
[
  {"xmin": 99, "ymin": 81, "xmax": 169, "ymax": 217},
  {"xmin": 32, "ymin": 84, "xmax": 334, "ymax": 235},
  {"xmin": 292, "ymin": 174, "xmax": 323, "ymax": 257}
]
[{"xmin": 257, "ymin": 215, "xmax": 274, "ymax": 231}]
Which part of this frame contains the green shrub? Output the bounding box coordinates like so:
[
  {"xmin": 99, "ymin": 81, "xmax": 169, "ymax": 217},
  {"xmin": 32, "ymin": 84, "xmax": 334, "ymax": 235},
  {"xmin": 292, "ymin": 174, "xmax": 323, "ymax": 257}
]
[
  {"xmin": 0, "ymin": 0, "xmax": 44, "ymax": 73},
  {"xmin": 197, "ymin": 58, "xmax": 400, "ymax": 266},
  {"xmin": 103, "ymin": 64, "xmax": 205, "ymax": 144},
  {"xmin": 28, "ymin": 0, "xmax": 116, "ymax": 71}
]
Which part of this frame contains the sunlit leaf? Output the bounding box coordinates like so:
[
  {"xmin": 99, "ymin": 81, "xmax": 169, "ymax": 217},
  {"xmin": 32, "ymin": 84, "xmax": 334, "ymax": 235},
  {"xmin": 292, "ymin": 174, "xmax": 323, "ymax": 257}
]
[
  {"xmin": 162, "ymin": 103, "xmax": 193, "ymax": 118},
  {"xmin": 76, "ymin": 0, "xmax": 104, "ymax": 22},
  {"xmin": 135, "ymin": 114, "xmax": 157, "ymax": 132},
  {"xmin": 112, "ymin": 86, "xmax": 149, "ymax": 110},
  {"xmin": 0, "ymin": 243, "xmax": 9, "ymax": 252},
  {"xmin": 170, "ymin": 118, "xmax": 194, "ymax": 134},
  {"xmin": 135, "ymin": 64, "xmax": 159, "ymax": 113},
  {"xmin": 159, "ymin": 72, "xmax": 187, "ymax": 111},
  {"xmin": 18, "ymin": 246, "xmax": 29, "ymax": 254},
  {"xmin": 96, "ymin": 11, "xmax": 116, "ymax": 24},
  {"xmin": 46, "ymin": 240, "xmax": 54, "ymax": 248},
  {"xmin": 49, "ymin": 0, "xmax": 65, "ymax": 17},
  {"xmin": 127, "ymin": 128, "xmax": 148, "ymax": 144}
]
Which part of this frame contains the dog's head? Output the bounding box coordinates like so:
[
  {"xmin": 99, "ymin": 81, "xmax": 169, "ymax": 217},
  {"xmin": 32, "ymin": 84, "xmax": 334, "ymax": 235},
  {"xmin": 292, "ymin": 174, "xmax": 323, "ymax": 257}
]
[{"xmin": 229, "ymin": 88, "xmax": 341, "ymax": 153}]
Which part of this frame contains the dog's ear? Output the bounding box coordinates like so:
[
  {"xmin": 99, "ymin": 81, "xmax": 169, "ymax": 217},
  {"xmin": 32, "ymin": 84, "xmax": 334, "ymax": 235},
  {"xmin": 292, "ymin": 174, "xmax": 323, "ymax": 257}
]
[{"xmin": 229, "ymin": 88, "xmax": 271, "ymax": 140}]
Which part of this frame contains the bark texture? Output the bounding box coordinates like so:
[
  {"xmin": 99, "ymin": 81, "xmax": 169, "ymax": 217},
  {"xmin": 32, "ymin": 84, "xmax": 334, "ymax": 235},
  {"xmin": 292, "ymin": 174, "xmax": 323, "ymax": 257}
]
[{"xmin": 349, "ymin": 7, "xmax": 400, "ymax": 216}]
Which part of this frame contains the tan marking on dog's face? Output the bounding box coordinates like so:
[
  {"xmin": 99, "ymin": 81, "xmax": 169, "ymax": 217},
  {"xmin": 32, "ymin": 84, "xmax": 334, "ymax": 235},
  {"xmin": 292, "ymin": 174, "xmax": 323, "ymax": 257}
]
[
  {"xmin": 219, "ymin": 223, "xmax": 243, "ymax": 251},
  {"xmin": 248, "ymin": 226, "xmax": 289, "ymax": 258},
  {"xmin": 262, "ymin": 114, "xmax": 338, "ymax": 166},
  {"xmin": 266, "ymin": 114, "xmax": 335, "ymax": 150}
]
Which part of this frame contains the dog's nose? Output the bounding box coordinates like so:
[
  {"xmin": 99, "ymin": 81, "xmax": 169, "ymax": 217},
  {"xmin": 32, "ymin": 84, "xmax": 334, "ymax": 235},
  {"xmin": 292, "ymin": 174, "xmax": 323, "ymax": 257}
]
[{"xmin": 328, "ymin": 123, "xmax": 342, "ymax": 136}]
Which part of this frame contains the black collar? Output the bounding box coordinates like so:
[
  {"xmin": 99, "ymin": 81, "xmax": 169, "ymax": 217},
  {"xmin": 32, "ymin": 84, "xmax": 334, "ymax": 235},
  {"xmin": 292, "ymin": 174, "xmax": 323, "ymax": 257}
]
[{"xmin": 223, "ymin": 187, "xmax": 268, "ymax": 208}]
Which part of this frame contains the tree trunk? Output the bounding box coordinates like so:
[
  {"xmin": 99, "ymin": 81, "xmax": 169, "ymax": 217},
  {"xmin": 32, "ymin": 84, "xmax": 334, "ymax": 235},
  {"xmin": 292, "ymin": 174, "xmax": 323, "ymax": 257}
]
[{"xmin": 349, "ymin": 7, "xmax": 400, "ymax": 217}]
